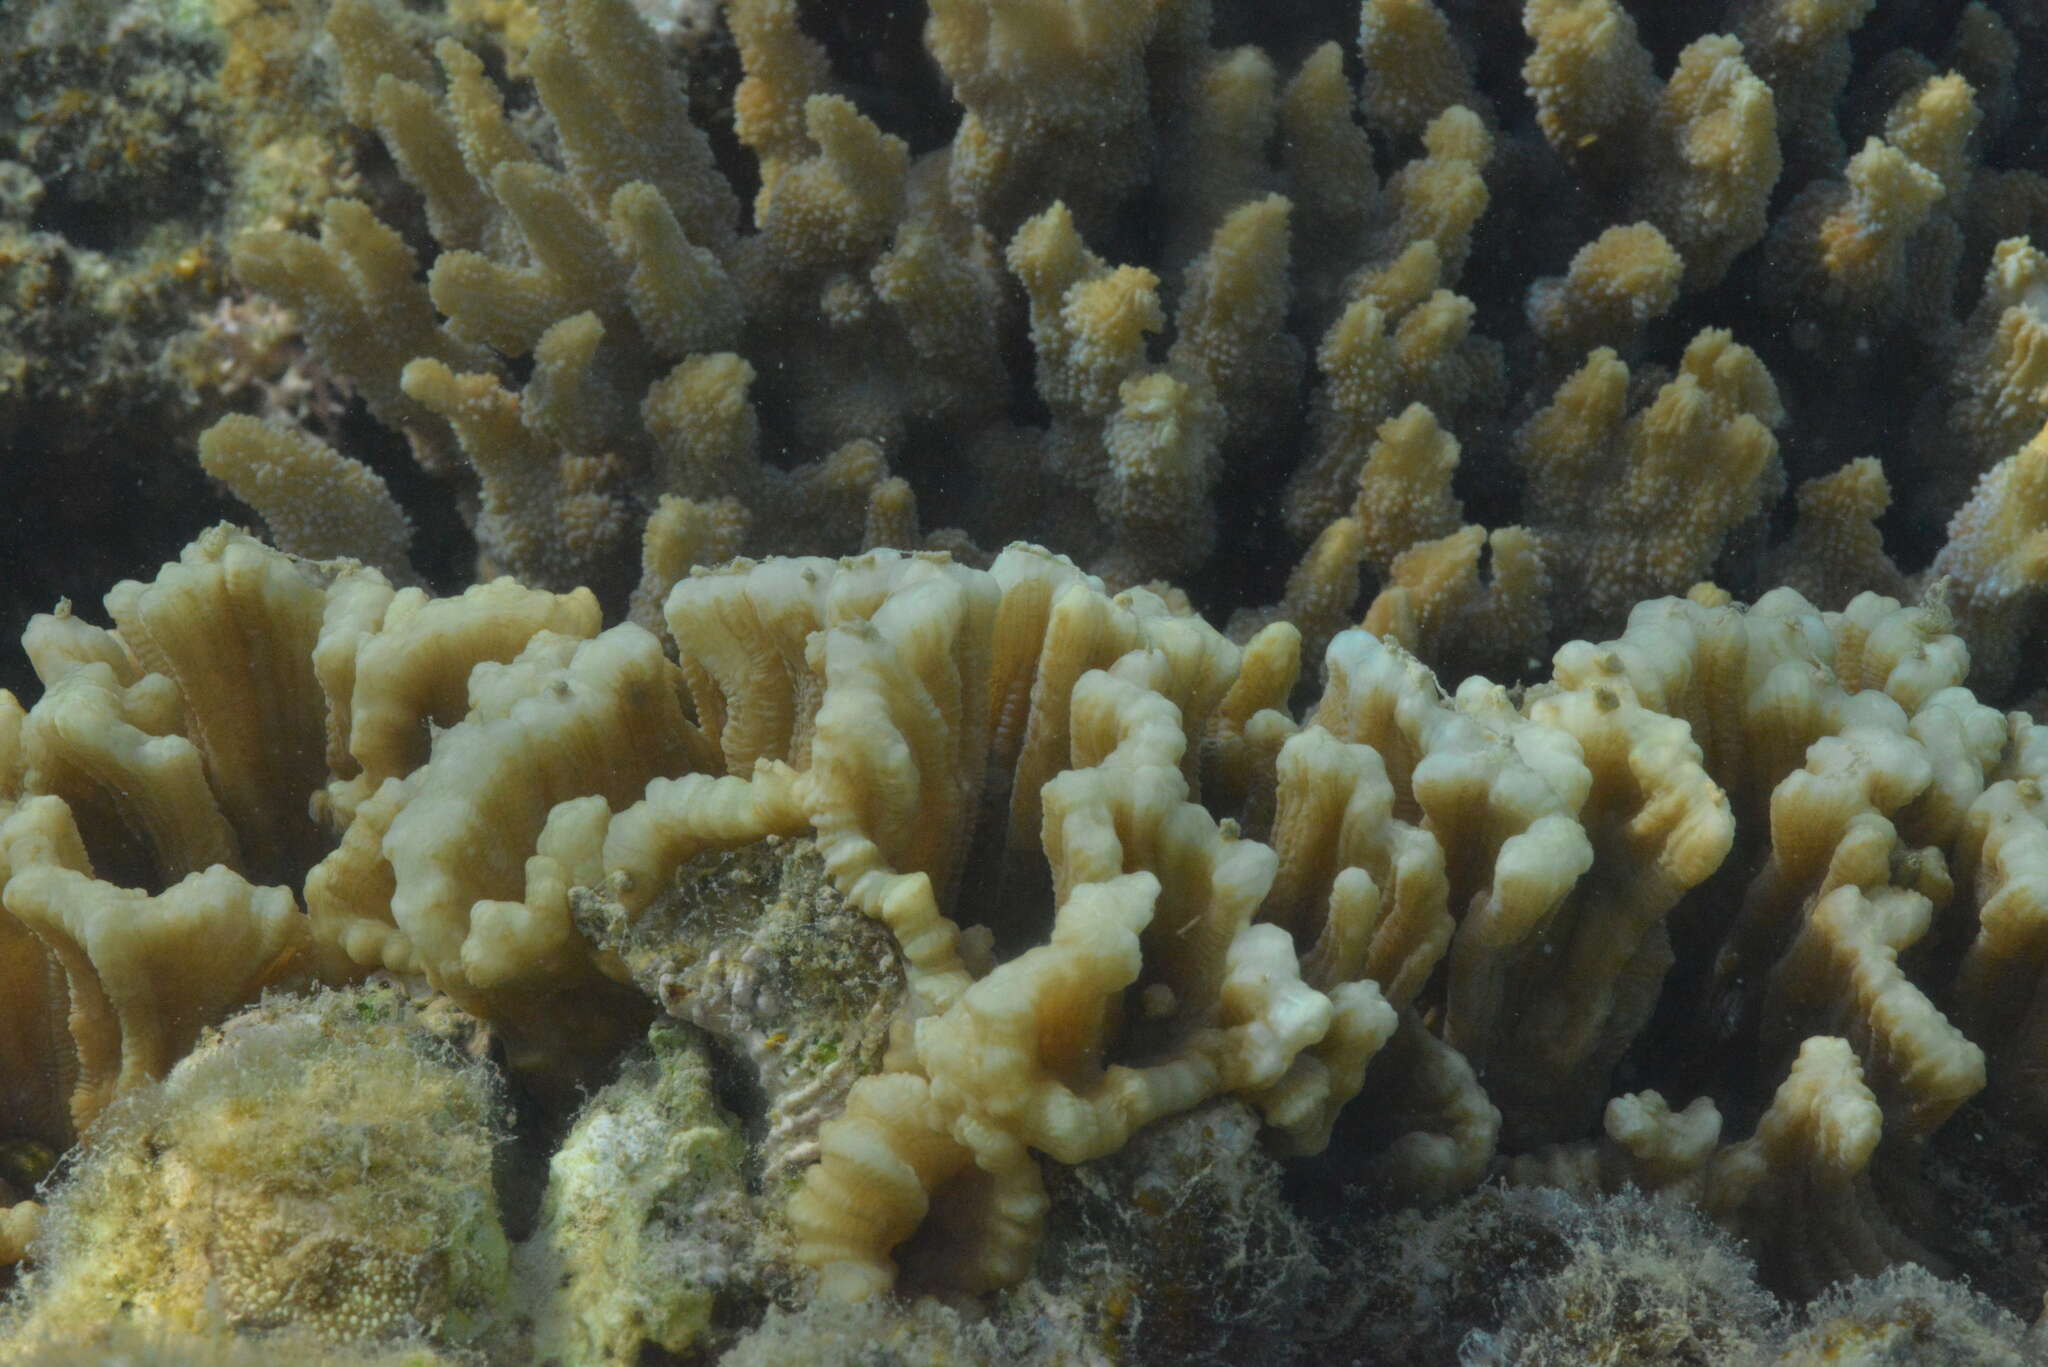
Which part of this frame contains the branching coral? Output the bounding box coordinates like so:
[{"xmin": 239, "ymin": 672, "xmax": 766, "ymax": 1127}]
[{"xmin": 186, "ymin": 0, "xmax": 2048, "ymax": 700}]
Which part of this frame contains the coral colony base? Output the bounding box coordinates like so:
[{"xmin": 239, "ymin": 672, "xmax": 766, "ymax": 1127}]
[{"xmin": 4, "ymin": 0, "xmax": 2048, "ymax": 1362}]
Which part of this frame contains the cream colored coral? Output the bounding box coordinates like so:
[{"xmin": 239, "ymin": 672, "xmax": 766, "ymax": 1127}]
[
  {"xmin": 0, "ymin": 534, "xmax": 456, "ymax": 1138},
  {"xmin": 18, "ymin": 661, "xmax": 238, "ymax": 891},
  {"xmin": 1533, "ymin": 587, "xmax": 2003, "ymax": 1169},
  {"xmin": 1358, "ymin": 0, "xmax": 1481, "ymax": 140},
  {"xmin": 660, "ymin": 547, "xmax": 957, "ymax": 777},
  {"xmin": 628, "ymin": 494, "xmax": 751, "ymax": 637},
  {"xmin": 303, "ymin": 775, "xmax": 417, "ymax": 977},
  {"xmin": 1508, "ymin": 1035, "xmax": 1914, "ymax": 1297},
  {"xmin": 914, "ymin": 869, "xmax": 1209, "ymax": 1168},
  {"xmin": 802, "ymin": 559, "xmax": 1004, "ymax": 1002},
  {"xmin": 0, "ymin": 1200, "xmax": 40, "ymax": 1267},
  {"xmin": 787, "ymin": 1072, "xmax": 1035, "ymax": 1301},
  {"xmin": 1315, "ymin": 629, "xmax": 1724, "ymax": 1142},
  {"xmin": 88, "ymin": 527, "xmax": 340, "ymax": 887},
  {"xmin": 12, "ymin": 514, "xmax": 2048, "ymax": 1328},
  {"xmin": 1350, "ymin": 1013, "xmax": 1500, "ymax": 1202},
  {"xmin": 1488, "ymin": 680, "xmax": 1733, "ymax": 1134},
  {"xmin": 1506, "ymin": 1087, "xmax": 1725, "ymax": 1195},
  {"xmin": 726, "ymin": 0, "xmax": 830, "ymax": 219},
  {"xmin": 0, "ymin": 832, "xmax": 70, "ymax": 1151},
  {"xmin": 1929, "ymin": 423, "xmax": 2048, "ymax": 697},
  {"xmin": 315, "ymin": 576, "xmax": 603, "ymax": 821},
  {"xmin": 787, "ymin": 649, "xmax": 1393, "ymax": 1297},
  {"xmin": 923, "ymin": 0, "xmax": 1162, "ymax": 230},
  {"xmin": 1514, "ymin": 332, "xmax": 1783, "ymax": 634},
  {"xmin": 1762, "ymin": 458, "xmax": 1908, "ymax": 608},
  {"xmin": 641, "ymin": 355, "xmax": 889, "ymax": 555},
  {"xmin": 529, "ymin": 0, "xmax": 734, "ymax": 250},
  {"xmin": 1763, "ymin": 885, "xmax": 1985, "ymax": 1139},
  {"xmin": 561, "ymin": 547, "xmax": 1405, "ymax": 1295},
  {"xmin": 1702, "ymin": 1035, "xmax": 1920, "ymax": 1293},
  {"xmin": 1549, "ymin": 588, "xmax": 1970, "ymax": 824},
  {"xmin": 271, "ymin": 538, "xmax": 2034, "ymax": 1310},
  {"xmin": 1951, "ymin": 731, "xmax": 2048, "ymax": 1124},
  {"xmin": 1526, "ymin": 222, "xmax": 1683, "ymax": 361},
  {"xmin": 1362, "ymin": 524, "xmax": 1553, "ymax": 684},
  {"xmin": 346, "ymin": 0, "xmax": 737, "ymax": 275},
  {"xmin": 0, "ymin": 796, "xmax": 310, "ymax": 1137},
  {"xmin": 198, "ymin": 417, "xmax": 413, "ymax": 581},
  {"xmin": 1262, "ymin": 724, "xmax": 1449, "ymax": 1007},
  {"xmin": 379, "ymin": 626, "xmax": 715, "ymax": 1005},
  {"xmin": 325, "ymin": 0, "xmax": 437, "ymax": 125}
]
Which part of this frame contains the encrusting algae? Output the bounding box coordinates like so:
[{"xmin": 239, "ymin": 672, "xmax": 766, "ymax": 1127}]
[
  {"xmin": 5, "ymin": 985, "xmax": 511, "ymax": 1357},
  {"xmin": 4, "ymin": 0, "xmax": 2048, "ymax": 1363}
]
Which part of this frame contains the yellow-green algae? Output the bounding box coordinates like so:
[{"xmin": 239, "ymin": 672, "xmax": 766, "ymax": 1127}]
[{"xmin": 0, "ymin": 984, "xmax": 510, "ymax": 1358}]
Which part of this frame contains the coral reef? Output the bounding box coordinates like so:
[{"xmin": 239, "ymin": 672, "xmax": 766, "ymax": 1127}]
[{"xmin": 5, "ymin": 0, "xmax": 2048, "ymax": 1361}]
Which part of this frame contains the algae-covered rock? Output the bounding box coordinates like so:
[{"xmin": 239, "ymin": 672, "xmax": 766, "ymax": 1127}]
[
  {"xmin": 1769, "ymin": 1264, "xmax": 2042, "ymax": 1366},
  {"xmin": 575, "ymin": 837, "xmax": 905, "ymax": 1187},
  {"xmin": 2, "ymin": 1317, "xmax": 477, "ymax": 1367},
  {"xmin": 718, "ymin": 1295, "xmax": 1044, "ymax": 1367},
  {"xmin": 1032, "ymin": 1099, "xmax": 1331, "ymax": 1367},
  {"xmin": 0, "ymin": 984, "xmax": 511, "ymax": 1356},
  {"xmin": 513, "ymin": 1021, "xmax": 773, "ymax": 1366}
]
